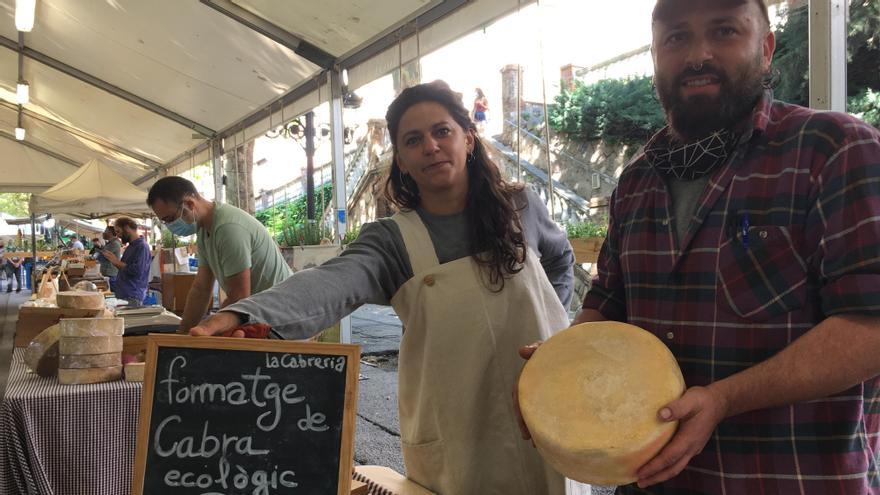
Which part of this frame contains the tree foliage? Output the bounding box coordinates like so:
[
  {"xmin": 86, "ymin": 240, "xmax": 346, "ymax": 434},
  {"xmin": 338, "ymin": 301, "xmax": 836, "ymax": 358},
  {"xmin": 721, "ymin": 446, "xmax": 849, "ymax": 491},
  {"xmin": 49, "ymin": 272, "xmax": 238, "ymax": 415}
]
[
  {"xmin": 773, "ymin": 1, "xmax": 880, "ymax": 126},
  {"xmin": 0, "ymin": 193, "xmax": 30, "ymax": 218},
  {"xmin": 549, "ymin": 77, "xmax": 666, "ymax": 145},
  {"xmin": 551, "ymin": 1, "xmax": 880, "ymax": 140},
  {"xmin": 254, "ymin": 183, "xmax": 333, "ymax": 245}
]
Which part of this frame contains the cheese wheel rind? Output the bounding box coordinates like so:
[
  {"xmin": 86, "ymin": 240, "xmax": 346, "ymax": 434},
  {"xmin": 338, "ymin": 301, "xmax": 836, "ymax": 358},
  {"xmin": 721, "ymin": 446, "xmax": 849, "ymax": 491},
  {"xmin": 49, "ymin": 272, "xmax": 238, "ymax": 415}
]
[
  {"xmin": 56, "ymin": 291, "xmax": 105, "ymax": 310},
  {"xmin": 59, "ymin": 352, "xmax": 122, "ymax": 369},
  {"xmin": 518, "ymin": 321, "xmax": 686, "ymax": 485},
  {"xmin": 59, "ymin": 336, "xmax": 123, "ymax": 355},
  {"xmin": 24, "ymin": 324, "xmax": 62, "ymax": 377},
  {"xmin": 124, "ymin": 362, "xmax": 146, "ymax": 382},
  {"xmin": 58, "ymin": 365, "xmax": 123, "ymax": 384},
  {"xmin": 59, "ymin": 318, "xmax": 124, "ymax": 337}
]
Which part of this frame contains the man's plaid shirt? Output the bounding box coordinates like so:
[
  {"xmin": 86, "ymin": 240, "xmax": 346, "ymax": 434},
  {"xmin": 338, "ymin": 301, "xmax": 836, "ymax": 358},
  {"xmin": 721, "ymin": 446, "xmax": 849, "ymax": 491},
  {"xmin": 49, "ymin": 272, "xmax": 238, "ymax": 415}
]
[{"xmin": 584, "ymin": 92, "xmax": 880, "ymax": 494}]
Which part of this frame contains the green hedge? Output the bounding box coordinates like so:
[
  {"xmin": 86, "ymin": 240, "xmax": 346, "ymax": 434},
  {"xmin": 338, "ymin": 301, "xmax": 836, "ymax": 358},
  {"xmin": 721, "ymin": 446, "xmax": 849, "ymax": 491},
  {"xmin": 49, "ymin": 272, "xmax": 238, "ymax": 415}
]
[{"xmin": 549, "ymin": 77, "xmax": 665, "ymax": 145}]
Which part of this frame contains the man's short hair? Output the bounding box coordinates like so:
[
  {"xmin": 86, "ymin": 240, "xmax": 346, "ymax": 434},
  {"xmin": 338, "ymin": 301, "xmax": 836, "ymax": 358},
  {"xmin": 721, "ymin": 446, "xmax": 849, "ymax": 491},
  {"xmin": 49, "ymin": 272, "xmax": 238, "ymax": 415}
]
[
  {"xmin": 146, "ymin": 176, "xmax": 198, "ymax": 207},
  {"xmin": 114, "ymin": 217, "xmax": 138, "ymax": 232},
  {"xmin": 653, "ymin": 0, "xmax": 770, "ymax": 29}
]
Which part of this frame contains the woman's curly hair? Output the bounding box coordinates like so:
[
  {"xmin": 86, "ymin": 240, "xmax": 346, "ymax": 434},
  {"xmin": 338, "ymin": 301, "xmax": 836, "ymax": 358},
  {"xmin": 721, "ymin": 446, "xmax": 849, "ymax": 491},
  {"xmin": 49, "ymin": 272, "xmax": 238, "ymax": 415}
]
[{"xmin": 384, "ymin": 81, "xmax": 526, "ymax": 291}]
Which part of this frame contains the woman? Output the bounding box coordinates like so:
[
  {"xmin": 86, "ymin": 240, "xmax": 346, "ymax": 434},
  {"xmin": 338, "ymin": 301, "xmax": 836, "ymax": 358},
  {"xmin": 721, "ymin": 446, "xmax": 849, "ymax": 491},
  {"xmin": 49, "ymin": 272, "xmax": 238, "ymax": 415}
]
[
  {"xmin": 190, "ymin": 81, "xmax": 574, "ymax": 494},
  {"xmin": 472, "ymin": 87, "xmax": 488, "ymax": 131}
]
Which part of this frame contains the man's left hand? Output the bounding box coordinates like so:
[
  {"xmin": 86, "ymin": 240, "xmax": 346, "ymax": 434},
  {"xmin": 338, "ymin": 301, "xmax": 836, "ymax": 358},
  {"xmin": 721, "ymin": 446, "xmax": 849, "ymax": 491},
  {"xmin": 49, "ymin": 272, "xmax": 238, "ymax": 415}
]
[{"xmin": 636, "ymin": 385, "xmax": 729, "ymax": 488}]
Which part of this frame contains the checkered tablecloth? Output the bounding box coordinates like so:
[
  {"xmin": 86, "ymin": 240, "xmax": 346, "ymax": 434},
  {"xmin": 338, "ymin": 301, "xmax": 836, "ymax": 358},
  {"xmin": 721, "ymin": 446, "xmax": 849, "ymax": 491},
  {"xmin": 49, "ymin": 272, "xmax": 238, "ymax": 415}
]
[{"xmin": 0, "ymin": 348, "xmax": 141, "ymax": 495}]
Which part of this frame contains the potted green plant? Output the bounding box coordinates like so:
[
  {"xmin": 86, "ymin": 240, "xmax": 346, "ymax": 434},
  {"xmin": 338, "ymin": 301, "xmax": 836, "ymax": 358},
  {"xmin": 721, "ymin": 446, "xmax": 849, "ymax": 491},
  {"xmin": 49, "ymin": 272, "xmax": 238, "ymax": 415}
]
[
  {"xmin": 565, "ymin": 221, "xmax": 608, "ymax": 264},
  {"xmin": 277, "ymin": 220, "xmax": 343, "ymax": 343}
]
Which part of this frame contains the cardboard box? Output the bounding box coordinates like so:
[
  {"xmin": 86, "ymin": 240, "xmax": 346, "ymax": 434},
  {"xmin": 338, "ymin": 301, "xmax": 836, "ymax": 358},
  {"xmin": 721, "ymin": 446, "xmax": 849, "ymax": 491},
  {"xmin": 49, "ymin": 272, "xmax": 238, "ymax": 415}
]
[
  {"xmin": 161, "ymin": 272, "xmax": 197, "ymax": 312},
  {"xmin": 15, "ymin": 306, "xmax": 104, "ymax": 347}
]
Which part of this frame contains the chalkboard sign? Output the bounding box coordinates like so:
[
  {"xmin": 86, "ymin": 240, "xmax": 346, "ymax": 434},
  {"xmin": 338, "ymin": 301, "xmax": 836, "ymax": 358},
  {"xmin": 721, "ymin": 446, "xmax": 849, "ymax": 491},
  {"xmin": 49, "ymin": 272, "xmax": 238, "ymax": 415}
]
[{"xmin": 133, "ymin": 335, "xmax": 360, "ymax": 495}]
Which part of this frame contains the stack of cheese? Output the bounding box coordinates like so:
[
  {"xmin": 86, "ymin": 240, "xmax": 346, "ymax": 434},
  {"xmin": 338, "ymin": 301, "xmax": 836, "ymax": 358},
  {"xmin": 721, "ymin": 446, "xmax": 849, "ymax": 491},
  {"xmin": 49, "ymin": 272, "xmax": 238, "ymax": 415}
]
[
  {"xmin": 57, "ymin": 317, "xmax": 124, "ymax": 384},
  {"xmin": 518, "ymin": 321, "xmax": 685, "ymax": 485},
  {"xmin": 24, "ymin": 291, "xmax": 123, "ymax": 384}
]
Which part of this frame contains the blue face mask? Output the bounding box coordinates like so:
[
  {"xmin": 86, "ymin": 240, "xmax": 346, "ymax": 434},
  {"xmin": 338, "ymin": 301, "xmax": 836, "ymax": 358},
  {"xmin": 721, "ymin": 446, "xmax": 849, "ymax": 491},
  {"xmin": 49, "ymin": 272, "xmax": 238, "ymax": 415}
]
[{"xmin": 166, "ymin": 206, "xmax": 197, "ymax": 237}]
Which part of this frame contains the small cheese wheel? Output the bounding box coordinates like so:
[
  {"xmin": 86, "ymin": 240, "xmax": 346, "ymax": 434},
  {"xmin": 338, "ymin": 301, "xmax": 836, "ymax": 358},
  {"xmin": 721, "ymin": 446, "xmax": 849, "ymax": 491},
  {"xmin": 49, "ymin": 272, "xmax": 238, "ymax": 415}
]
[
  {"xmin": 518, "ymin": 321, "xmax": 685, "ymax": 485},
  {"xmin": 24, "ymin": 324, "xmax": 61, "ymax": 377},
  {"xmin": 56, "ymin": 291, "xmax": 105, "ymax": 311},
  {"xmin": 124, "ymin": 362, "xmax": 146, "ymax": 382},
  {"xmin": 59, "ymin": 336, "xmax": 123, "ymax": 355},
  {"xmin": 59, "ymin": 352, "xmax": 122, "ymax": 369},
  {"xmin": 59, "ymin": 318, "xmax": 124, "ymax": 337},
  {"xmin": 58, "ymin": 365, "xmax": 123, "ymax": 384}
]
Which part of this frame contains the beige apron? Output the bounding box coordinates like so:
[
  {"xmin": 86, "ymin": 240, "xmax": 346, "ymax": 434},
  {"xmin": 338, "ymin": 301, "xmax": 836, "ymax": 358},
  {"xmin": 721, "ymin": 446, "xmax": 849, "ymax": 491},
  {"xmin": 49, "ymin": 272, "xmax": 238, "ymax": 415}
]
[{"xmin": 390, "ymin": 210, "xmax": 569, "ymax": 495}]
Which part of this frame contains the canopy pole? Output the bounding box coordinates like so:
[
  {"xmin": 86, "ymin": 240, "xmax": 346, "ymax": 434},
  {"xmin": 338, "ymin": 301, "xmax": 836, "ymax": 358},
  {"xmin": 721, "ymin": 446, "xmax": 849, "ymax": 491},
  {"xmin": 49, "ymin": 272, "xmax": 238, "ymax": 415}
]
[{"xmin": 30, "ymin": 212, "xmax": 37, "ymax": 292}]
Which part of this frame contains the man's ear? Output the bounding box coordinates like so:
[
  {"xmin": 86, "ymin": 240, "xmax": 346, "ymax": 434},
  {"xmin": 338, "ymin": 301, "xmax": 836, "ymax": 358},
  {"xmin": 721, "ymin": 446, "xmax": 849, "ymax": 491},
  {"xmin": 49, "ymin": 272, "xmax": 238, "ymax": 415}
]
[{"xmin": 762, "ymin": 30, "xmax": 776, "ymax": 71}]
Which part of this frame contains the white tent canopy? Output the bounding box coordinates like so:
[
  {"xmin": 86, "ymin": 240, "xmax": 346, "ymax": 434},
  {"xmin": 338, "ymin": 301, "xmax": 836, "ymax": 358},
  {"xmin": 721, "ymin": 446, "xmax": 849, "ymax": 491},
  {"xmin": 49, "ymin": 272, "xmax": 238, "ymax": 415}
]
[
  {"xmin": 0, "ymin": 0, "xmax": 529, "ymax": 191},
  {"xmin": 29, "ymin": 159, "xmax": 150, "ymax": 217}
]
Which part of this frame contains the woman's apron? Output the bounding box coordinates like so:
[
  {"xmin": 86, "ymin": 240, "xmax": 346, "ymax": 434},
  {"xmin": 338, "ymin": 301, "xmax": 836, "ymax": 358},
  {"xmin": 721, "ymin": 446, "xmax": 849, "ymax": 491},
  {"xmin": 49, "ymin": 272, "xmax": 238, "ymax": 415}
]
[{"xmin": 390, "ymin": 210, "xmax": 570, "ymax": 495}]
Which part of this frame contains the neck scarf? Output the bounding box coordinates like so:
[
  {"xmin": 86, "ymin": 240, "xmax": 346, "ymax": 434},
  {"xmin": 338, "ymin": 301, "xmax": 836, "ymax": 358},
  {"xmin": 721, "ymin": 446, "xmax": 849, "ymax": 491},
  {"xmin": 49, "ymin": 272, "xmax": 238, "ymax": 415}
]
[{"xmin": 645, "ymin": 129, "xmax": 740, "ymax": 181}]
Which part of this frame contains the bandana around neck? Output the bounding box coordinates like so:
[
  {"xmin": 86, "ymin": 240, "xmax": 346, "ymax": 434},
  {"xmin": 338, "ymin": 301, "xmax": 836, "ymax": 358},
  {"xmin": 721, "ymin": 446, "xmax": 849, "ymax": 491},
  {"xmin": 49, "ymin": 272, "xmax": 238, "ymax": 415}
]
[{"xmin": 645, "ymin": 129, "xmax": 740, "ymax": 181}]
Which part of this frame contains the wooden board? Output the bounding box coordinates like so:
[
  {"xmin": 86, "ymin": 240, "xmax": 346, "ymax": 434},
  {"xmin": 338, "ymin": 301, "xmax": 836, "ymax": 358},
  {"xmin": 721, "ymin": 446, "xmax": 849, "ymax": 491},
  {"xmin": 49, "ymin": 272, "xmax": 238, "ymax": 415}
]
[
  {"xmin": 133, "ymin": 335, "xmax": 360, "ymax": 495},
  {"xmin": 569, "ymin": 237, "xmax": 605, "ymax": 264}
]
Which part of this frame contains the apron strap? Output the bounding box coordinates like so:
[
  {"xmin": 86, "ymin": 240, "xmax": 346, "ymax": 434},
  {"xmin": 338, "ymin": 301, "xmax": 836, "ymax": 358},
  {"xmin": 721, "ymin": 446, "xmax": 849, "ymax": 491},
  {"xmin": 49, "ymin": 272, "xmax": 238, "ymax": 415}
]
[{"xmin": 392, "ymin": 210, "xmax": 440, "ymax": 274}]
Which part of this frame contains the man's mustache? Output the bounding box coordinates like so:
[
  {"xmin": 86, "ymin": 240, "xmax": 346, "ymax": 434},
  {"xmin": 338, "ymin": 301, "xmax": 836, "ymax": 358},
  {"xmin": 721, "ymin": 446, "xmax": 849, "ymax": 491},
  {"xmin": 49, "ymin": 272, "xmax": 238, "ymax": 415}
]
[{"xmin": 675, "ymin": 65, "xmax": 728, "ymax": 86}]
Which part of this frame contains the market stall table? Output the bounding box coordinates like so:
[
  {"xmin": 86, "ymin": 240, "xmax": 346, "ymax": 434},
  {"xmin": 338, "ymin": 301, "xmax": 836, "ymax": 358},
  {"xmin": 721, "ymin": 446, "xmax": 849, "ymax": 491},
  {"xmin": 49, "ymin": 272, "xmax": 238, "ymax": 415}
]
[{"xmin": 0, "ymin": 349, "xmax": 141, "ymax": 495}]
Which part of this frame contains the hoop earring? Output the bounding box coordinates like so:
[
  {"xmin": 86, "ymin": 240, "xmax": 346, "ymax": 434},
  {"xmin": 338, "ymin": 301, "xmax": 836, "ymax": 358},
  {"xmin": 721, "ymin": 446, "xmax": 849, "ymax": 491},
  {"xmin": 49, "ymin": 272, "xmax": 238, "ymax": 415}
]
[{"xmin": 466, "ymin": 151, "xmax": 476, "ymax": 164}]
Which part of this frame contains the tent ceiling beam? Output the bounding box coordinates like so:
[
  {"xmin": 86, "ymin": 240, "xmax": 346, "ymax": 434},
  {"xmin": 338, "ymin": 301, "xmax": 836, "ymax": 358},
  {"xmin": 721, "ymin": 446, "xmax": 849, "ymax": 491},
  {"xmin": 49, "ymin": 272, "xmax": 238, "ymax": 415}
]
[
  {"xmin": 0, "ymin": 101, "xmax": 161, "ymax": 170},
  {"xmin": 0, "ymin": 35, "xmax": 216, "ymax": 138},
  {"xmin": 133, "ymin": 71, "xmax": 328, "ymax": 185},
  {"xmin": 199, "ymin": 0, "xmax": 336, "ymax": 69},
  {"xmin": 337, "ymin": 0, "xmax": 468, "ymax": 69},
  {"xmin": 0, "ymin": 129, "xmax": 82, "ymax": 168}
]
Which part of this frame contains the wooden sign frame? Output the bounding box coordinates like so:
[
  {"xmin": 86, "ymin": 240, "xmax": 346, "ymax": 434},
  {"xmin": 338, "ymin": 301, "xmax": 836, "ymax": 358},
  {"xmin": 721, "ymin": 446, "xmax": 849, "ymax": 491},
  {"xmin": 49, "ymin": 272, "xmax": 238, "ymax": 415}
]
[{"xmin": 133, "ymin": 335, "xmax": 360, "ymax": 495}]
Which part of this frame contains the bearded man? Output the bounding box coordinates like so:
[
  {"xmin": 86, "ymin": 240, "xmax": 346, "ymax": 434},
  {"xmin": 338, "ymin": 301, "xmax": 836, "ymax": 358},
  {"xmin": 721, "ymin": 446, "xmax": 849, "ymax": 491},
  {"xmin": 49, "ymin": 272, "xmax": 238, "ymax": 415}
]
[{"xmin": 571, "ymin": 0, "xmax": 880, "ymax": 493}]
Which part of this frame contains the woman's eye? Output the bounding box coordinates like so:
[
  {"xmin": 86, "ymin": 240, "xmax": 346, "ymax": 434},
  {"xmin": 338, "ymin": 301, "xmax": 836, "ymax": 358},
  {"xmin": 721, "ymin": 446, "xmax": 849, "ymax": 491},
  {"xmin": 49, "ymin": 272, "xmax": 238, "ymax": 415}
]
[
  {"xmin": 405, "ymin": 136, "xmax": 420, "ymax": 146},
  {"xmin": 435, "ymin": 127, "xmax": 451, "ymax": 137}
]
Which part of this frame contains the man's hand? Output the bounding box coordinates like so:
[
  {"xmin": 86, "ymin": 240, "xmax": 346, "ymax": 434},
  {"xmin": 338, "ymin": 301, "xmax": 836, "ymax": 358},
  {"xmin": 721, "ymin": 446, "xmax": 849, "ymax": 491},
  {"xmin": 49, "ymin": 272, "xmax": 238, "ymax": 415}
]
[
  {"xmin": 636, "ymin": 385, "xmax": 730, "ymax": 488},
  {"xmin": 513, "ymin": 341, "xmax": 543, "ymax": 440},
  {"xmin": 189, "ymin": 311, "xmax": 245, "ymax": 337},
  {"xmin": 100, "ymin": 250, "xmax": 118, "ymax": 263}
]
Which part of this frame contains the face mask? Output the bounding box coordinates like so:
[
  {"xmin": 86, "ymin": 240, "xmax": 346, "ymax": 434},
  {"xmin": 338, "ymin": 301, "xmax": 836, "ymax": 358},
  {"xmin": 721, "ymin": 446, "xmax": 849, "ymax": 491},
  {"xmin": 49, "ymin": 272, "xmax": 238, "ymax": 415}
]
[{"xmin": 166, "ymin": 206, "xmax": 198, "ymax": 237}]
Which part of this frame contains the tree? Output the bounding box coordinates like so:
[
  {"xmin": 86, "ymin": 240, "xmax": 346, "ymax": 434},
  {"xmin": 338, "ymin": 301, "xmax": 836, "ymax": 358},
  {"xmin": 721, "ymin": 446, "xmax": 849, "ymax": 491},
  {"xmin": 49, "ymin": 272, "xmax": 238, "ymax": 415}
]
[
  {"xmin": 774, "ymin": 1, "xmax": 880, "ymax": 126},
  {"xmin": 0, "ymin": 193, "xmax": 30, "ymax": 217}
]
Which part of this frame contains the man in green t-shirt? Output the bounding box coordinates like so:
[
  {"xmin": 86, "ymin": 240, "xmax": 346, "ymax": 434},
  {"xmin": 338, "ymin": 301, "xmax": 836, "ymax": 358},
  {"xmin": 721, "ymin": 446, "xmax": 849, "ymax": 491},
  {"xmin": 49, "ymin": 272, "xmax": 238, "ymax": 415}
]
[{"xmin": 147, "ymin": 176, "xmax": 292, "ymax": 333}]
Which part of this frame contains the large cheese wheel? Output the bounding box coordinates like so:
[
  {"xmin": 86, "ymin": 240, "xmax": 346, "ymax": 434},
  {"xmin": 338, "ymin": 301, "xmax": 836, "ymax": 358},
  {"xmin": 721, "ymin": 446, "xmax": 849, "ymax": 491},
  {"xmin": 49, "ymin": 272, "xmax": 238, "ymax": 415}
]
[
  {"xmin": 59, "ymin": 352, "xmax": 122, "ymax": 369},
  {"xmin": 24, "ymin": 324, "xmax": 61, "ymax": 377},
  {"xmin": 56, "ymin": 291, "xmax": 105, "ymax": 311},
  {"xmin": 59, "ymin": 318, "xmax": 124, "ymax": 337},
  {"xmin": 59, "ymin": 336, "xmax": 123, "ymax": 355},
  {"xmin": 518, "ymin": 321, "xmax": 685, "ymax": 485},
  {"xmin": 58, "ymin": 365, "xmax": 123, "ymax": 385}
]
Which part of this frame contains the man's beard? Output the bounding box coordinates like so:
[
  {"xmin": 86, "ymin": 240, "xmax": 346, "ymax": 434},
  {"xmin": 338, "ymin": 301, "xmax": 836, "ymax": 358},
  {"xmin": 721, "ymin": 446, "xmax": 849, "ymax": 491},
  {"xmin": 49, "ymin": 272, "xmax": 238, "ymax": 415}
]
[{"xmin": 656, "ymin": 54, "xmax": 766, "ymax": 142}]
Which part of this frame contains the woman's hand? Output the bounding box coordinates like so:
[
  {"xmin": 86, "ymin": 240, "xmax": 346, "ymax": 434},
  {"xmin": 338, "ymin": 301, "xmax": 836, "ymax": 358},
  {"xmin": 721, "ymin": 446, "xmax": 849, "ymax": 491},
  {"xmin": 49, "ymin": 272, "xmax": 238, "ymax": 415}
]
[
  {"xmin": 512, "ymin": 341, "xmax": 543, "ymax": 440},
  {"xmin": 189, "ymin": 311, "xmax": 245, "ymax": 337}
]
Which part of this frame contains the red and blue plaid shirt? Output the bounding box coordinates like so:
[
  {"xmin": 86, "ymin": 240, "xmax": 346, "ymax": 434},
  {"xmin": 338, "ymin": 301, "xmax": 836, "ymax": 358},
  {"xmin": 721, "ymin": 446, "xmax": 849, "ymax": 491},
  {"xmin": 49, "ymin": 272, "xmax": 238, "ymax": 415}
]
[{"xmin": 584, "ymin": 92, "xmax": 880, "ymax": 494}]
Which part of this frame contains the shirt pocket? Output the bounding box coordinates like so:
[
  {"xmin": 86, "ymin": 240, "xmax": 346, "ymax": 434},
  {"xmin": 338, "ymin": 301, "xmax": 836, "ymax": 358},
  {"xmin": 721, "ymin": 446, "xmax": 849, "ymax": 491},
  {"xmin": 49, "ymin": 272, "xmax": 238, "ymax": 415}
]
[{"xmin": 718, "ymin": 225, "xmax": 807, "ymax": 321}]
